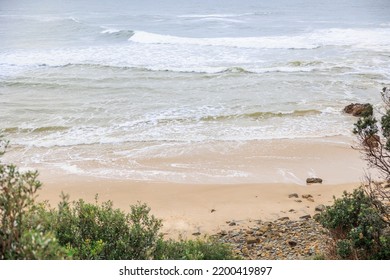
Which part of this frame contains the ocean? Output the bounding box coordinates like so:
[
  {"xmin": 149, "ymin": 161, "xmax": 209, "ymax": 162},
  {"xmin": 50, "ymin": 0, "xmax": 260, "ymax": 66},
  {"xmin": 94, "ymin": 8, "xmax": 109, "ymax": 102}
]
[{"xmin": 0, "ymin": 0, "xmax": 389, "ymax": 183}]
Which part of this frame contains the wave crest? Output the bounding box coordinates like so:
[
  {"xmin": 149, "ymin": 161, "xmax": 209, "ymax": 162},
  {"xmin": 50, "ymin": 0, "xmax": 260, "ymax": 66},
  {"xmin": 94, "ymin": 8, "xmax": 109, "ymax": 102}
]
[{"xmin": 129, "ymin": 28, "xmax": 390, "ymax": 51}]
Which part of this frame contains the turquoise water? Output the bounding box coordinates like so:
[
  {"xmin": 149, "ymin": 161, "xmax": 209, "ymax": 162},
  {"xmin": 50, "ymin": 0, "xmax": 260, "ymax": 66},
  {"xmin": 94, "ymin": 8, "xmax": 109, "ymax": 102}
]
[{"xmin": 0, "ymin": 0, "xmax": 389, "ymax": 182}]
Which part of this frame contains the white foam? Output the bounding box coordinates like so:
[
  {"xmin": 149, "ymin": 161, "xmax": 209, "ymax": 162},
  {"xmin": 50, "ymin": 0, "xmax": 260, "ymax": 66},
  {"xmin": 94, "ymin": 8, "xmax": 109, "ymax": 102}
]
[
  {"xmin": 277, "ymin": 168, "xmax": 305, "ymax": 185},
  {"xmin": 53, "ymin": 163, "xmax": 85, "ymax": 175},
  {"xmin": 130, "ymin": 31, "xmax": 318, "ymax": 49},
  {"xmin": 129, "ymin": 28, "xmax": 390, "ymax": 51},
  {"xmin": 101, "ymin": 28, "xmax": 120, "ymax": 34},
  {"xmin": 177, "ymin": 13, "xmax": 256, "ymax": 18},
  {"xmin": 1, "ymin": 26, "xmax": 388, "ymax": 77}
]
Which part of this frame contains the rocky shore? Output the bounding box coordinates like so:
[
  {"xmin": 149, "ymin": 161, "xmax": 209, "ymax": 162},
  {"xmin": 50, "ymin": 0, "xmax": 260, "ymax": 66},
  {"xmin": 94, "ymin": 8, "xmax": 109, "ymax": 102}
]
[{"xmin": 214, "ymin": 217, "xmax": 331, "ymax": 260}]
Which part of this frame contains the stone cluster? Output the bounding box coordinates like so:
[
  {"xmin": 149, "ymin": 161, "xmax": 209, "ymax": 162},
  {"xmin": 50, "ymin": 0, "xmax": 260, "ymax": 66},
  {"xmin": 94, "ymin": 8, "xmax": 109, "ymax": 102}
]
[{"xmin": 215, "ymin": 218, "xmax": 331, "ymax": 260}]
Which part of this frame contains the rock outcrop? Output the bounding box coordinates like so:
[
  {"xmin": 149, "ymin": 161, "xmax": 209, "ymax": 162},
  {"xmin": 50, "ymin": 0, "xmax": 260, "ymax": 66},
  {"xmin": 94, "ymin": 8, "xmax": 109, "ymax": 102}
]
[{"xmin": 343, "ymin": 103, "xmax": 373, "ymax": 117}]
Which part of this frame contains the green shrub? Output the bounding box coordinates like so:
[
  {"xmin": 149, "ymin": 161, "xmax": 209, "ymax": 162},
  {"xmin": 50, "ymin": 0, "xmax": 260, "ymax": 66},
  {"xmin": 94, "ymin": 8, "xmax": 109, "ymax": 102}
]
[
  {"xmin": 48, "ymin": 195, "xmax": 163, "ymax": 260},
  {"xmin": 19, "ymin": 230, "xmax": 68, "ymax": 260},
  {"xmin": 46, "ymin": 196, "xmax": 238, "ymax": 260},
  {"xmin": 317, "ymin": 188, "xmax": 390, "ymax": 259},
  {"xmin": 0, "ymin": 137, "xmax": 66, "ymax": 259}
]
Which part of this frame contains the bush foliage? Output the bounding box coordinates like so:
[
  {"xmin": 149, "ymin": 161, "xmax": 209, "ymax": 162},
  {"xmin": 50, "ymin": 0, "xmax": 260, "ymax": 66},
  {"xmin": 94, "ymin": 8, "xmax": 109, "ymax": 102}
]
[
  {"xmin": 49, "ymin": 196, "xmax": 163, "ymax": 260},
  {"xmin": 317, "ymin": 188, "xmax": 390, "ymax": 259},
  {"xmin": 0, "ymin": 137, "xmax": 67, "ymax": 259}
]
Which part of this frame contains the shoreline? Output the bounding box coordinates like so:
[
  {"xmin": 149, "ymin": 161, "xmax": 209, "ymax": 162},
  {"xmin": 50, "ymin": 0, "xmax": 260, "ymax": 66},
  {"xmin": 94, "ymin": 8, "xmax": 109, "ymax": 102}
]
[{"xmin": 24, "ymin": 136, "xmax": 371, "ymax": 239}]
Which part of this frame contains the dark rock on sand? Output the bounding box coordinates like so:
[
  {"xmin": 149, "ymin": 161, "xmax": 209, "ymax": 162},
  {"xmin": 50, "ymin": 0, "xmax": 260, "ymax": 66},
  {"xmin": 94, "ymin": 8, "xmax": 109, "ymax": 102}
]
[
  {"xmin": 299, "ymin": 214, "xmax": 312, "ymax": 220},
  {"xmin": 288, "ymin": 193, "xmax": 299, "ymax": 198},
  {"xmin": 315, "ymin": 204, "xmax": 326, "ymax": 212}
]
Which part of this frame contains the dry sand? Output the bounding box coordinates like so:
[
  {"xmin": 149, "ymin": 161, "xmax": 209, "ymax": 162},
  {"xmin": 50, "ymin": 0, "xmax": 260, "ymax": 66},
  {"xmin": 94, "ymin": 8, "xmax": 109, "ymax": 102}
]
[
  {"xmin": 35, "ymin": 136, "xmax": 373, "ymax": 239},
  {"xmin": 38, "ymin": 178, "xmax": 359, "ymax": 239}
]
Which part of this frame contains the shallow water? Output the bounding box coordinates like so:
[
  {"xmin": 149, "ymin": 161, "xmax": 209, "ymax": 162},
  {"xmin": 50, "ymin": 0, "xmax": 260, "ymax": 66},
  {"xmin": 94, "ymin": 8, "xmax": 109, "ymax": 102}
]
[{"xmin": 0, "ymin": 0, "xmax": 389, "ymax": 182}]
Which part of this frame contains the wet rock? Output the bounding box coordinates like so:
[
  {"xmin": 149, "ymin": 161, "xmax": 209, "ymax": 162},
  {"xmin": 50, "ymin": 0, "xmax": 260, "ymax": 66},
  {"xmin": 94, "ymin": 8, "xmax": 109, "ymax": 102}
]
[
  {"xmin": 306, "ymin": 178, "xmax": 323, "ymax": 184},
  {"xmin": 288, "ymin": 193, "xmax": 299, "ymax": 198},
  {"xmin": 343, "ymin": 103, "xmax": 373, "ymax": 117}
]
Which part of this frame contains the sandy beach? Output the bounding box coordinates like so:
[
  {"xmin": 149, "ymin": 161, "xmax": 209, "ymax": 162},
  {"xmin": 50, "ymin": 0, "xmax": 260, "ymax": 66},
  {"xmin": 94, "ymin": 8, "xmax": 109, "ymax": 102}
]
[{"xmin": 36, "ymin": 137, "xmax": 368, "ymax": 239}]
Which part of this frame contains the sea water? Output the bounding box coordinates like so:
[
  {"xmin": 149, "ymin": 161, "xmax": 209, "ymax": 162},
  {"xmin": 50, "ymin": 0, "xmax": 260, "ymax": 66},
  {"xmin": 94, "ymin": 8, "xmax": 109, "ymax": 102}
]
[{"xmin": 0, "ymin": 0, "xmax": 389, "ymax": 183}]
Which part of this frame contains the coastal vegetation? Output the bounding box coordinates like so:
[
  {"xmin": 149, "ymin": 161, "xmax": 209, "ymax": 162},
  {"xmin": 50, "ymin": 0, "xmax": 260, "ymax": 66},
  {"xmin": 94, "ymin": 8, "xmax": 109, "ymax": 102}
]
[{"xmin": 317, "ymin": 188, "xmax": 390, "ymax": 259}]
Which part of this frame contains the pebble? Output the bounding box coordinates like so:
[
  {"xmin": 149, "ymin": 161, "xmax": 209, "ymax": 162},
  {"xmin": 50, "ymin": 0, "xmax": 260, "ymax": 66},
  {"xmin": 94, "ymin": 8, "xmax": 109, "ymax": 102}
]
[
  {"xmin": 246, "ymin": 237, "xmax": 259, "ymax": 245},
  {"xmin": 299, "ymin": 215, "xmax": 312, "ymax": 219},
  {"xmin": 288, "ymin": 240, "xmax": 297, "ymax": 247}
]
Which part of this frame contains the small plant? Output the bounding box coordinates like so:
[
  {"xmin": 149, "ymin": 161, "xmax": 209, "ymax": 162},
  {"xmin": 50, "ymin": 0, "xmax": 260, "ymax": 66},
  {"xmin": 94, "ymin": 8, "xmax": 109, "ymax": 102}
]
[{"xmin": 155, "ymin": 238, "xmax": 238, "ymax": 260}]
